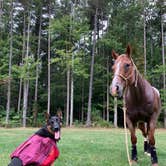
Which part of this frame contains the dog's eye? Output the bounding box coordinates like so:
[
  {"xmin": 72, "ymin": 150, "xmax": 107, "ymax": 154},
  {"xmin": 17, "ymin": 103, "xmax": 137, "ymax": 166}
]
[{"xmin": 51, "ymin": 121, "xmax": 54, "ymax": 124}]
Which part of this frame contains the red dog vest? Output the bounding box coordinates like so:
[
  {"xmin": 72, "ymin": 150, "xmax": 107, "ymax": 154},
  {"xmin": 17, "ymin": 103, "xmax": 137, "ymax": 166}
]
[{"xmin": 10, "ymin": 135, "xmax": 59, "ymax": 166}]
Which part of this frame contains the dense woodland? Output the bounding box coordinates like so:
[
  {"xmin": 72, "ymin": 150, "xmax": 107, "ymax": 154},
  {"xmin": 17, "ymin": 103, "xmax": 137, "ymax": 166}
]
[{"xmin": 0, "ymin": 0, "xmax": 165, "ymax": 128}]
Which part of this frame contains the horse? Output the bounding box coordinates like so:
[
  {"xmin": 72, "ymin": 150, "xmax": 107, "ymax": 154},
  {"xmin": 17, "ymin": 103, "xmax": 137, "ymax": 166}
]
[{"xmin": 110, "ymin": 45, "xmax": 161, "ymax": 166}]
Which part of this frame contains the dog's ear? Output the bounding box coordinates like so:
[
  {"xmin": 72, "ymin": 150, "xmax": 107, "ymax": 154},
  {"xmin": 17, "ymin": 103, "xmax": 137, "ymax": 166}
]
[
  {"xmin": 45, "ymin": 112, "xmax": 50, "ymax": 123},
  {"xmin": 57, "ymin": 108, "xmax": 62, "ymax": 119},
  {"xmin": 57, "ymin": 108, "xmax": 63, "ymax": 125}
]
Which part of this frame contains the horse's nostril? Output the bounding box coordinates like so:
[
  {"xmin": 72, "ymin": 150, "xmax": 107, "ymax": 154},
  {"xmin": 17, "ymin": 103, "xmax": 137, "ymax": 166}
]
[{"xmin": 116, "ymin": 85, "xmax": 119, "ymax": 91}]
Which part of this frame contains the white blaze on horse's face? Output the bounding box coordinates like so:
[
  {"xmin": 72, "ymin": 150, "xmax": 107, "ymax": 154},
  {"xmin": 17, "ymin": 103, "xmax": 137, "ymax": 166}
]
[{"xmin": 111, "ymin": 59, "xmax": 124, "ymax": 97}]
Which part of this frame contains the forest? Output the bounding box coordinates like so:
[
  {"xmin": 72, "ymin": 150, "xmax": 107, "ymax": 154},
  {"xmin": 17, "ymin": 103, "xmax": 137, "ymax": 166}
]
[{"xmin": 0, "ymin": 0, "xmax": 165, "ymax": 128}]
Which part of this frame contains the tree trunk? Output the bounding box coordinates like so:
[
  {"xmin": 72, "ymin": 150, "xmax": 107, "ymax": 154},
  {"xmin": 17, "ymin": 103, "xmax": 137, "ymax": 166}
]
[
  {"xmin": 81, "ymin": 77, "xmax": 84, "ymax": 122},
  {"xmin": 0, "ymin": 0, "xmax": 3, "ymax": 28},
  {"xmin": 161, "ymin": 15, "xmax": 166, "ymax": 128},
  {"xmin": 86, "ymin": 8, "xmax": 98, "ymax": 127},
  {"xmin": 70, "ymin": 69, "xmax": 73, "ymax": 126},
  {"xmin": 6, "ymin": 0, "xmax": 13, "ymax": 126},
  {"xmin": 23, "ymin": 80, "xmax": 29, "ymax": 127},
  {"xmin": 33, "ymin": 9, "xmax": 42, "ymax": 125},
  {"xmin": 47, "ymin": 3, "xmax": 51, "ymax": 114},
  {"xmin": 17, "ymin": 78, "xmax": 22, "ymax": 114},
  {"xmin": 106, "ymin": 16, "xmax": 110, "ymax": 122},
  {"xmin": 17, "ymin": 12, "xmax": 26, "ymax": 114},
  {"xmin": 143, "ymin": 0, "xmax": 147, "ymax": 76},
  {"xmin": 69, "ymin": 1, "xmax": 75, "ymax": 127},
  {"xmin": 106, "ymin": 57, "xmax": 110, "ymax": 122},
  {"xmin": 66, "ymin": 67, "xmax": 70, "ymax": 126},
  {"xmin": 114, "ymin": 97, "xmax": 118, "ymax": 128},
  {"xmin": 22, "ymin": 9, "xmax": 31, "ymax": 127}
]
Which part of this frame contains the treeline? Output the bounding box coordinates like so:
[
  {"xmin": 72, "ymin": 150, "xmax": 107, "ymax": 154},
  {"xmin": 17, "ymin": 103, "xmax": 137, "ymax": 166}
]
[{"xmin": 0, "ymin": 0, "xmax": 165, "ymax": 127}]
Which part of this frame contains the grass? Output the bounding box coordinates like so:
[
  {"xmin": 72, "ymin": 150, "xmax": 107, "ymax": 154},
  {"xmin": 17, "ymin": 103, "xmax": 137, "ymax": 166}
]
[{"xmin": 0, "ymin": 128, "xmax": 166, "ymax": 166}]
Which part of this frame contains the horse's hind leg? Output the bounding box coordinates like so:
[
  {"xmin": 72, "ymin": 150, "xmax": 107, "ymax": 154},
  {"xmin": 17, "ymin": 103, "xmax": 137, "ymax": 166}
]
[
  {"xmin": 138, "ymin": 122, "xmax": 150, "ymax": 155},
  {"xmin": 148, "ymin": 115, "xmax": 158, "ymax": 166},
  {"xmin": 126, "ymin": 116, "xmax": 137, "ymax": 162}
]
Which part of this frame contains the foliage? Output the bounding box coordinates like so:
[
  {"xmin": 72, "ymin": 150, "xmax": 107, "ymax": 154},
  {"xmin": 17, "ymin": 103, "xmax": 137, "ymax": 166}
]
[
  {"xmin": 12, "ymin": 56, "xmax": 39, "ymax": 80},
  {"xmin": 0, "ymin": 0, "xmax": 165, "ymax": 127}
]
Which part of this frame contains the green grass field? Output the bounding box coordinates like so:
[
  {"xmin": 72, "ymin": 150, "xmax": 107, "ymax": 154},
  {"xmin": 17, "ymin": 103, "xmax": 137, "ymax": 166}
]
[{"xmin": 0, "ymin": 128, "xmax": 165, "ymax": 166}]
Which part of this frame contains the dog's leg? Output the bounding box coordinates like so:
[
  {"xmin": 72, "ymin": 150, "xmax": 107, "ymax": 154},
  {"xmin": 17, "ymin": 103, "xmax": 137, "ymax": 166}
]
[{"xmin": 8, "ymin": 157, "xmax": 22, "ymax": 166}]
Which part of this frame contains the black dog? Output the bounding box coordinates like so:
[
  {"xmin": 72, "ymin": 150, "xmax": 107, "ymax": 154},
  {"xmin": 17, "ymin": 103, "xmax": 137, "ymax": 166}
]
[{"xmin": 8, "ymin": 113, "xmax": 62, "ymax": 166}]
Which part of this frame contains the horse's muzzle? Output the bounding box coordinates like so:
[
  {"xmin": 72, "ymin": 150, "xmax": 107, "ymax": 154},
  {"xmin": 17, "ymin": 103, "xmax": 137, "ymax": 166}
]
[{"xmin": 110, "ymin": 84, "xmax": 123, "ymax": 98}]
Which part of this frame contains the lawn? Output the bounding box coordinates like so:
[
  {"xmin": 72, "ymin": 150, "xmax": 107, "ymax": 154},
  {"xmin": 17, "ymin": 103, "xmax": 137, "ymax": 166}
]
[{"xmin": 0, "ymin": 128, "xmax": 165, "ymax": 166}]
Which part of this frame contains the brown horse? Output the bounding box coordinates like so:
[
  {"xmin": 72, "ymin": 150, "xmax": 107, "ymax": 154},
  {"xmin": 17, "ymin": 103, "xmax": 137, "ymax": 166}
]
[{"xmin": 110, "ymin": 45, "xmax": 161, "ymax": 166}]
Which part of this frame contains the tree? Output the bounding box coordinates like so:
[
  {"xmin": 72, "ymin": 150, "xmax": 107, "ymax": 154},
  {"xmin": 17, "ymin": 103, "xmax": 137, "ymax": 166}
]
[
  {"xmin": 5, "ymin": 0, "xmax": 13, "ymax": 126},
  {"xmin": 0, "ymin": 0, "xmax": 165, "ymax": 127},
  {"xmin": 33, "ymin": 6, "xmax": 42, "ymax": 125},
  {"xmin": 22, "ymin": 8, "xmax": 31, "ymax": 127},
  {"xmin": 0, "ymin": 0, "xmax": 3, "ymax": 27},
  {"xmin": 47, "ymin": 2, "xmax": 51, "ymax": 114},
  {"xmin": 143, "ymin": 0, "xmax": 147, "ymax": 76},
  {"xmin": 106, "ymin": 56, "xmax": 110, "ymax": 122},
  {"xmin": 69, "ymin": 1, "xmax": 74, "ymax": 127},
  {"xmin": 86, "ymin": 8, "xmax": 98, "ymax": 127},
  {"xmin": 113, "ymin": 97, "xmax": 118, "ymax": 128},
  {"xmin": 17, "ymin": 12, "xmax": 26, "ymax": 114},
  {"xmin": 161, "ymin": 0, "xmax": 166, "ymax": 128}
]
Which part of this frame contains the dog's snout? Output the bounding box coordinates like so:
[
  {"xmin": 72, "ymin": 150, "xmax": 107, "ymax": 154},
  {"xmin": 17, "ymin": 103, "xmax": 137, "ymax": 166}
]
[{"xmin": 53, "ymin": 123, "xmax": 60, "ymax": 132}]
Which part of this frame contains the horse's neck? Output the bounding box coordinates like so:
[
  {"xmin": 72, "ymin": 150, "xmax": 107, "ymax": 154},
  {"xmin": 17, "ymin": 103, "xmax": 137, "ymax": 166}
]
[{"xmin": 127, "ymin": 73, "xmax": 145, "ymax": 100}]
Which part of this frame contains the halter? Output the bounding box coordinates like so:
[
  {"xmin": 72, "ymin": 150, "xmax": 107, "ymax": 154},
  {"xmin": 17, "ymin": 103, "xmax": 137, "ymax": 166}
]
[{"xmin": 114, "ymin": 59, "xmax": 139, "ymax": 88}]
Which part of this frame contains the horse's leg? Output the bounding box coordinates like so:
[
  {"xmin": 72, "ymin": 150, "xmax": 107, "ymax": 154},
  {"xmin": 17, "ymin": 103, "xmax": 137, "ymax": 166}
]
[
  {"xmin": 138, "ymin": 122, "xmax": 150, "ymax": 155},
  {"xmin": 148, "ymin": 114, "xmax": 158, "ymax": 166},
  {"xmin": 126, "ymin": 116, "xmax": 137, "ymax": 162}
]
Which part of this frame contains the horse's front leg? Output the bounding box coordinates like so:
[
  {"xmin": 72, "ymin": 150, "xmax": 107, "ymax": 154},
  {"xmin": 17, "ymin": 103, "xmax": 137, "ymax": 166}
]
[
  {"xmin": 138, "ymin": 122, "xmax": 151, "ymax": 155},
  {"xmin": 126, "ymin": 116, "xmax": 137, "ymax": 163},
  {"xmin": 148, "ymin": 115, "xmax": 158, "ymax": 166}
]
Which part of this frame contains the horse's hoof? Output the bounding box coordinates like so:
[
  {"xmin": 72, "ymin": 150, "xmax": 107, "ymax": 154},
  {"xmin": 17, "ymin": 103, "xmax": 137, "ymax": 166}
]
[
  {"xmin": 130, "ymin": 160, "xmax": 137, "ymax": 165},
  {"xmin": 152, "ymin": 164, "xmax": 158, "ymax": 166}
]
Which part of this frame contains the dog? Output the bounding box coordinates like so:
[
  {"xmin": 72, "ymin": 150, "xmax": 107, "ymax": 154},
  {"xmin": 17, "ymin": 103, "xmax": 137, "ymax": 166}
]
[{"xmin": 8, "ymin": 112, "xmax": 62, "ymax": 166}]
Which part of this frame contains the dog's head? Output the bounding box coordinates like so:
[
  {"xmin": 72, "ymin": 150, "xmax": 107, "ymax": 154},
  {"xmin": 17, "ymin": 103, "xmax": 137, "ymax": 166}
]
[{"xmin": 46, "ymin": 111, "xmax": 62, "ymax": 141}]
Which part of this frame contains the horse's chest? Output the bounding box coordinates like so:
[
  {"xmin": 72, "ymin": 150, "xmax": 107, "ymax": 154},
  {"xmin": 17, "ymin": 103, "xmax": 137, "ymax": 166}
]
[{"xmin": 126, "ymin": 104, "xmax": 153, "ymax": 122}]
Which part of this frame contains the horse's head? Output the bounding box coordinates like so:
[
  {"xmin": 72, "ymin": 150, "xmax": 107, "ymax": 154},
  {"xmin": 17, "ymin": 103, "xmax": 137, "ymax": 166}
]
[{"xmin": 110, "ymin": 45, "xmax": 137, "ymax": 98}]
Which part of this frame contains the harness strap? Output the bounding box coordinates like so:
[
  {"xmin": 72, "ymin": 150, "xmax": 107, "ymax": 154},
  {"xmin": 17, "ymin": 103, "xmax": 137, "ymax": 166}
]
[{"xmin": 115, "ymin": 68, "xmax": 138, "ymax": 87}]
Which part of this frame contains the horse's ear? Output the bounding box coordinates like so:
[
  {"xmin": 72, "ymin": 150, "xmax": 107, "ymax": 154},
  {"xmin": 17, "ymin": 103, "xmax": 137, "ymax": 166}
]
[
  {"xmin": 112, "ymin": 50, "xmax": 119, "ymax": 60},
  {"xmin": 126, "ymin": 44, "xmax": 132, "ymax": 58}
]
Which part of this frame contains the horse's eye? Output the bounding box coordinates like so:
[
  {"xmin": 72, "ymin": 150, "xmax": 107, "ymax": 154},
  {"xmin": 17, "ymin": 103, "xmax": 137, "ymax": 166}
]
[
  {"xmin": 125, "ymin": 63, "xmax": 130, "ymax": 68},
  {"xmin": 112, "ymin": 60, "xmax": 115, "ymax": 65}
]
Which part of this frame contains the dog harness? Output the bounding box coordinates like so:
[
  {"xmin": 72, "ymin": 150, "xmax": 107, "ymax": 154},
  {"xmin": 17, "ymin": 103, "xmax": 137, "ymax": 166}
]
[{"xmin": 10, "ymin": 134, "xmax": 59, "ymax": 166}]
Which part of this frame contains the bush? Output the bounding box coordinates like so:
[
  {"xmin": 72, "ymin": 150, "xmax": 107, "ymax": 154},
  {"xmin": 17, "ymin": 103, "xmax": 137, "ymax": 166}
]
[
  {"xmin": 90, "ymin": 109, "xmax": 113, "ymax": 128},
  {"xmin": 73, "ymin": 120, "xmax": 84, "ymax": 127},
  {"xmin": 92, "ymin": 119, "xmax": 113, "ymax": 128}
]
